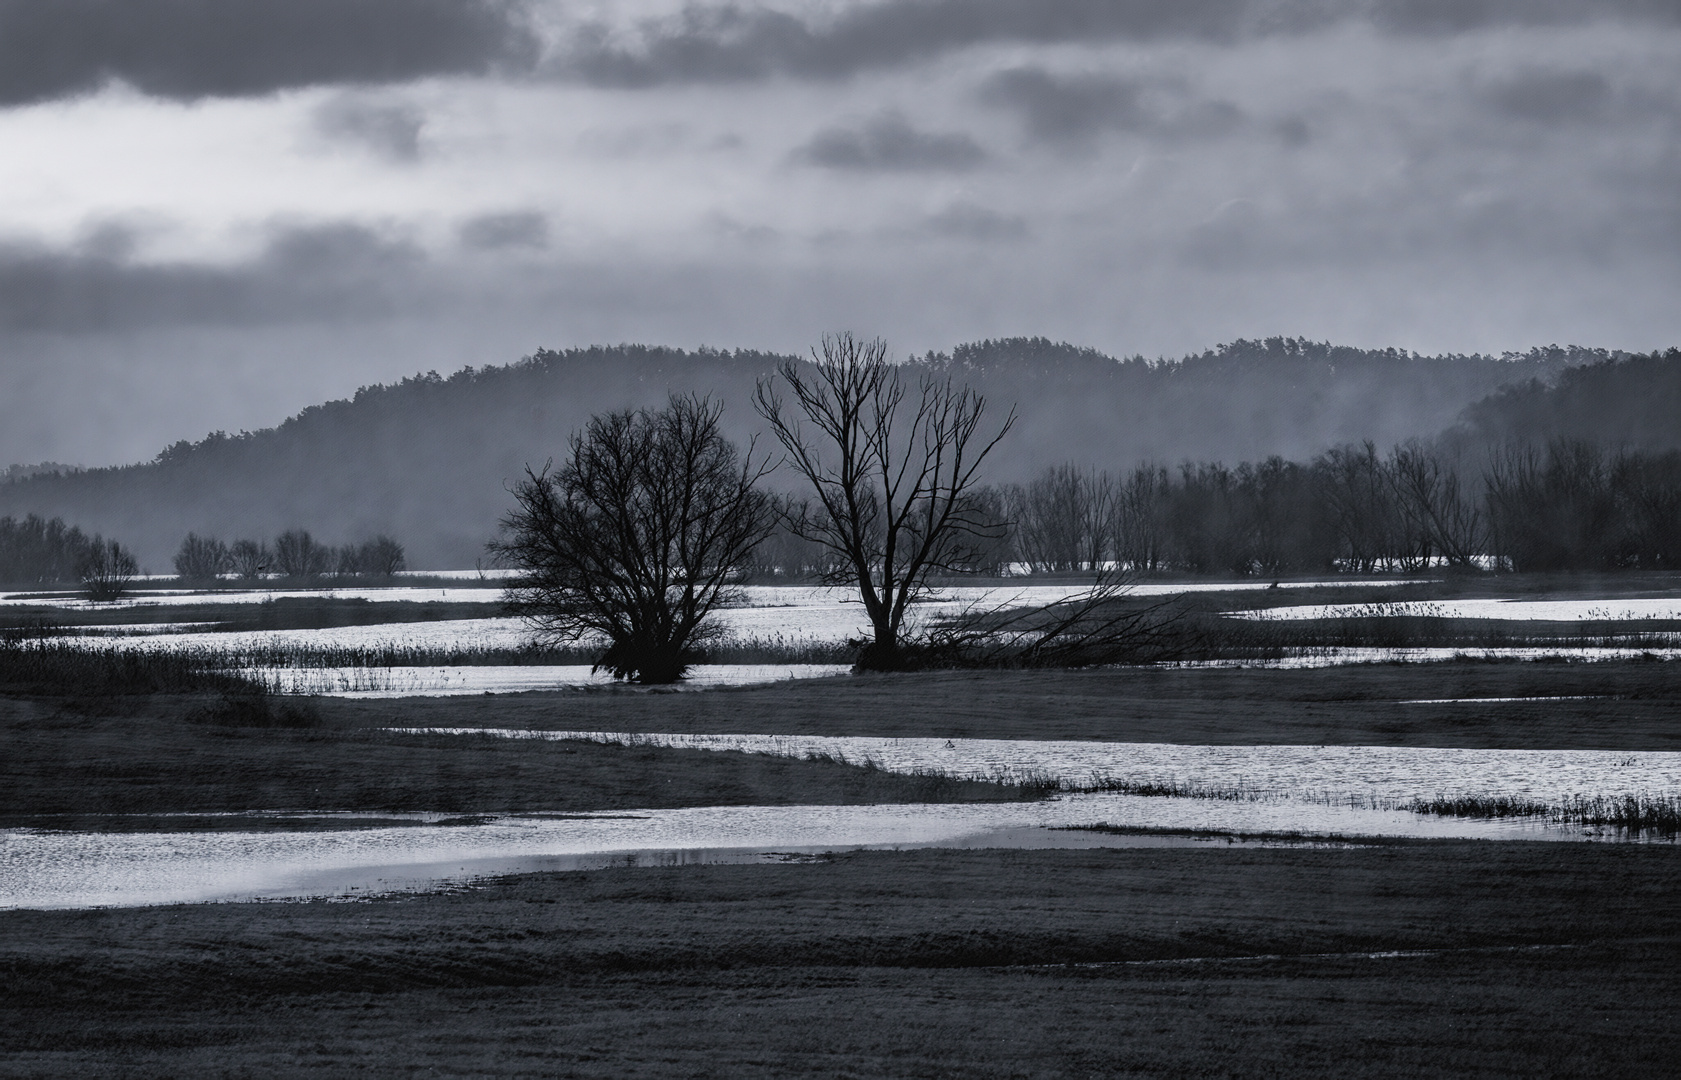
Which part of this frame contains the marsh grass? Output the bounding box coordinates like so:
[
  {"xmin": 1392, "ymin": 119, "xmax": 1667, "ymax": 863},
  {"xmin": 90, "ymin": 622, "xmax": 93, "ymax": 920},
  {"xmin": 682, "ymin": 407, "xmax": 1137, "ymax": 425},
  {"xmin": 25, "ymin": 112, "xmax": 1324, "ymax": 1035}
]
[
  {"xmin": 1075, "ymin": 776, "xmax": 1681, "ymax": 834},
  {"xmin": 0, "ymin": 632, "xmax": 257, "ymax": 696},
  {"xmin": 41, "ymin": 633, "xmax": 857, "ymax": 672},
  {"xmin": 1405, "ymin": 792, "xmax": 1681, "ymax": 833}
]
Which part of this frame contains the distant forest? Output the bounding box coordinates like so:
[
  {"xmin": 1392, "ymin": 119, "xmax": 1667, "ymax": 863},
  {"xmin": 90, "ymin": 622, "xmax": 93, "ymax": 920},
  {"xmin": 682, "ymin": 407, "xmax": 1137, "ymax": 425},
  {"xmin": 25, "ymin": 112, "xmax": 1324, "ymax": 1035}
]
[{"xmin": 0, "ymin": 337, "xmax": 1672, "ymax": 570}]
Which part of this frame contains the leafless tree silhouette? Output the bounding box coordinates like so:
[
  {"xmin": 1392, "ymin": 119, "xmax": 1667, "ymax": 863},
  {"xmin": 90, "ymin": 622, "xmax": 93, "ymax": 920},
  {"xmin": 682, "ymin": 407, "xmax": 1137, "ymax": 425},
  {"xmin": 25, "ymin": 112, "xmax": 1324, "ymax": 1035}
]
[
  {"xmin": 755, "ymin": 333, "xmax": 1014, "ymax": 670},
  {"xmin": 492, "ymin": 395, "xmax": 775, "ymax": 684}
]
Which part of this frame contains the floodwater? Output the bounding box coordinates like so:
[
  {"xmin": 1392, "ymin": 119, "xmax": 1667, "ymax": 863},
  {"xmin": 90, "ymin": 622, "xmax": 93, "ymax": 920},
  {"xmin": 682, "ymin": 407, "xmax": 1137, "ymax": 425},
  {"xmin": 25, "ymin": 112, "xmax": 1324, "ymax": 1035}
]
[
  {"xmin": 1239, "ymin": 598, "xmax": 1681, "ymax": 622},
  {"xmin": 0, "ymin": 586, "xmax": 505, "ymax": 609},
  {"xmin": 0, "ymin": 576, "xmax": 1421, "ymax": 611},
  {"xmin": 393, "ymin": 730, "xmax": 1681, "ymax": 805},
  {"xmin": 0, "ymin": 794, "xmax": 1588, "ymax": 911},
  {"xmin": 27, "ymin": 581, "xmax": 1408, "ymax": 657},
  {"xmin": 1166, "ymin": 647, "xmax": 1681, "ymax": 668}
]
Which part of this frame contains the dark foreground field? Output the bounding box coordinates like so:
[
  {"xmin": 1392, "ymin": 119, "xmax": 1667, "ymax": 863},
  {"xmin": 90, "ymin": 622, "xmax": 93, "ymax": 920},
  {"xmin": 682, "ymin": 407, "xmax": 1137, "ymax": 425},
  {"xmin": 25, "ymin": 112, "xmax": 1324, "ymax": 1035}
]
[{"xmin": 4, "ymin": 843, "xmax": 1679, "ymax": 1078}]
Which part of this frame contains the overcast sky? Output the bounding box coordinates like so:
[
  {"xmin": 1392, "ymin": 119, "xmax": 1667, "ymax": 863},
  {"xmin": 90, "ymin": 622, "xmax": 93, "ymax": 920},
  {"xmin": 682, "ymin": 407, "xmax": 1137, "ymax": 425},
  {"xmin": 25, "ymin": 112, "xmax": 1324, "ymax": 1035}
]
[{"xmin": 2, "ymin": 0, "xmax": 1678, "ymax": 466}]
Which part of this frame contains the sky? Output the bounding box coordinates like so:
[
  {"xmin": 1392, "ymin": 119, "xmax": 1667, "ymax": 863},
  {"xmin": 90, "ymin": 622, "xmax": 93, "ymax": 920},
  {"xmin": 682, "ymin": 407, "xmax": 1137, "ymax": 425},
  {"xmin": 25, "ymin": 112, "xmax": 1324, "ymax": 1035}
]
[{"xmin": 1, "ymin": 0, "xmax": 1679, "ymax": 467}]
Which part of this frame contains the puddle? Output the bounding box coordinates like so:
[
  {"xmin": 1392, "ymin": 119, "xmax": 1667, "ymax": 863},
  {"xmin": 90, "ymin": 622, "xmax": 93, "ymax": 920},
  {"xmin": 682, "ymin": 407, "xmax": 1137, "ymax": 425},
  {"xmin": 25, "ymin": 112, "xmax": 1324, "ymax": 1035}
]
[{"xmin": 0, "ymin": 795, "xmax": 1588, "ymax": 910}]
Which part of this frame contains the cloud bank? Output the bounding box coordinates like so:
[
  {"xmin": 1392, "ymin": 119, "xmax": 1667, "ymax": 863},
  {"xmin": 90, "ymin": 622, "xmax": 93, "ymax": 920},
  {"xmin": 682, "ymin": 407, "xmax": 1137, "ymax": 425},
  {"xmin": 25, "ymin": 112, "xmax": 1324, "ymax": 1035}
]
[{"xmin": 0, "ymin": 0, "xmax": 538, "ymax": 104}]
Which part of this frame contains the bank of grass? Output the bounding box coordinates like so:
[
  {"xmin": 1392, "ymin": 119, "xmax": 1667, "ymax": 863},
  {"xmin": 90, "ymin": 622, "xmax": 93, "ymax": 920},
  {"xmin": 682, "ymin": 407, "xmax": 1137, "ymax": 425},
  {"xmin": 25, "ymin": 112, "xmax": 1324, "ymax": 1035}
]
[
  {"xmin": 318, "ymin": 659, "xmax": 1681, "ymax": 750},
  {"xmin": 3, "ymin": 843, "xmax": 1679, "ymax": 1077},
  {"xmin": 0, "ymin": 694, "xmax": 1046, "ymax": 823}
]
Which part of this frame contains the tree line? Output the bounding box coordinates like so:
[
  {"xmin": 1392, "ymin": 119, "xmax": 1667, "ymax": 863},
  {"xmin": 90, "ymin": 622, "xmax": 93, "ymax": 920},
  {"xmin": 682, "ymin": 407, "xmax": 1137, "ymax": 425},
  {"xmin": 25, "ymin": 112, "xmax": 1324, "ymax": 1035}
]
[
  {"xmin": 0, "ymin": 514, "xmax": 137, "ymax": 597},
  {"xmin": 173, "ymin": 530, "xmax": 406, "ymax": 582},
  {"xmin": 740, "ymin": 440, "xmax": 1681, "ymax": 578}
]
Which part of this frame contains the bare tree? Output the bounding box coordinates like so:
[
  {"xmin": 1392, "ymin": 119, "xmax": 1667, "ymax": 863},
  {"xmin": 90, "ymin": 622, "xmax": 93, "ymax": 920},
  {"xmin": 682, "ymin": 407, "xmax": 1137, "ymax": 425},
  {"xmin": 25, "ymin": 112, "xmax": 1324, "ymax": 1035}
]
[
  {"xmin": 1113, "ymin": 464, "xmax": 1170, "ymax": 573},
  {"xmin": 274, "ymin": 530, "xmax": 330, "ymax": 578},
  {"xmin": 358, "ymin": 535, "xmax": 407, "ymax": 577},
  {"xmin": 173, "ymin": 533, "xmax": 230, "ymax": 582},
  {"xmin": 1388, "ymin": 442, "xmax": 1483, "ymax": 569},
  {"xmin": 79, "ymin": 538, "xmax": 138, "ymax": 602},
  {"xmin": 1011, "ymin": 464, "xmax": 1113, "ymax": 573},
  {"xmin": 754, "ymin": 333, "xmax": 1015, "ymax": 670},
  {"xmin": 228, "ymin": 539, "xmax": 271, "ymax": 580},
  {"xmin": 1316, "ymin": 442, "xmax": 1397, "ymax": 573},
  {"xmin": 492, "ymin": 395, "xmax": 775, "ymax": 684}
]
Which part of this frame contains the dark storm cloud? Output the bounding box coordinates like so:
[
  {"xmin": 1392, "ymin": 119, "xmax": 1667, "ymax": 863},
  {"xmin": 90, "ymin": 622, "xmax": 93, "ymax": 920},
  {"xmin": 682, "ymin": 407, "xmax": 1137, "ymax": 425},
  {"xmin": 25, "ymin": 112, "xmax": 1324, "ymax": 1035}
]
[
  {"xmin": 0, "ymin": 224, "xmax": 423, "ymax": 331},
  {"xmin": 1372, "ymin": 0, "xmax": 1681, "ymax": 36},
  {"xmin": 561, "ymin": 0, "xmax": 1277, "ymax": 87},
  {"xmin": 457, "ymin": 210, "xmax": 550, "ymax": 250},
  {"xmin": 314, "ymin": 97, "xmax": 426, "ymax": 161},
  {"xmin": 1481, "ymin": 69, "xmax": 1612, "ymax": 123},
  {"xmin": 794, "ymin": 112, "xmax": 986, "ymax": 171},
  {"xmin": 979, "ymin": 68, "xmax": 1243, "ymax": 145},
  {"xmin": 0, "ymin": 0, "xmax": 538, "ymax": 106},
  {"xmin": 556, "ymin": 0, "xmax": 1681, "ymax": 87}
]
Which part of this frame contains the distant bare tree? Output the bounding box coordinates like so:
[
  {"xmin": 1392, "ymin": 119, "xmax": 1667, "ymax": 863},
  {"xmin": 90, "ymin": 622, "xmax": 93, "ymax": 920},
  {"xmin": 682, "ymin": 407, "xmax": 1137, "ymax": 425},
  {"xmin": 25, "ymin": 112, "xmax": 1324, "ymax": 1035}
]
[
  {"xmin": 1113, "ymin": 464, "xmax": 1170, "ymax": 573},
  {"xmin": 1317, "ymin": 442, "xmax": 1396, "ymax": 573},
  {"xmin": 1612, "ymin": 450, "xmax": 1681, "ymax": 568},
  {"xmin": 1011, "ymin": 464, "xmax": 1113, "ymax": 573},
  {"xmin": 228, "ymin": 540, "xmax": 270, "ymax": 580},
  {"xmin": 359, "ymin": 535, "xmax": 407, "ymax": 577},
  {"xmin": 1388, "ymin": 442, "xmax": 1483, "ymax": 569},
  {"xmin": 173, "ymin": 533, "xmax": 230, "ymax": 582},
  {"xmin": 1485, "ymin": 441, "xmax": 1618, "ymax": 571},
  {"xmin": 492, "ymin": 395, "xmax": 775, "ymax": 684},
  {"xmin": 755, "ymin": 333, "xmax": 1015, "ymax": 670},
  {"xmin": 333, "ymin": 544, "xmax": 364, "ymax": 577},
  {"xmin": 274, "ymin": 530, "xmax": 330, "ymax": 578},
  {"xmin": 79, "ymin": 538, "xmax": 138, "ymax": 601}
]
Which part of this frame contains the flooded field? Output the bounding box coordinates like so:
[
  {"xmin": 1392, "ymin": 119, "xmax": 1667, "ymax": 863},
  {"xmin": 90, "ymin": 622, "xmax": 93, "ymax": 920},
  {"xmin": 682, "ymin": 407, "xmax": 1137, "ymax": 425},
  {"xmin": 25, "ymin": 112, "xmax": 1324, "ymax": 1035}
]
[
  {"xmin": 0, "ymin": 794, "xmax": 1586, "ymax": 910},
  {"xmin": 1241, "ymin": 598, "xmax": 1681, "ymax": 621},
  {"xmin": 394, "ymin": 730, "xmax": 1681, "ymax": 805},
  {"xmin": 1169, "ymin": 646, "xmax": 1681, "ymax": 668},
  {"xmin": 0, "ymin": 576, "xmax": 1418, "ymax": 611}
]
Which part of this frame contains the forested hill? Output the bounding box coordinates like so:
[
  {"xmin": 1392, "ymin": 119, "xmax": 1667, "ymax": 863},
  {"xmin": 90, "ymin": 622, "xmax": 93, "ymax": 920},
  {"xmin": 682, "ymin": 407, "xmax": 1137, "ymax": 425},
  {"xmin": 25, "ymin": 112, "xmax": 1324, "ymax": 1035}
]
[
  {"xmin": 1445, "ymin": 349, "xmax": 1681, "ymax": 456},
  {"xmin": 0, "ymin": 339, "xmax": 1620, "ymax": 568}
]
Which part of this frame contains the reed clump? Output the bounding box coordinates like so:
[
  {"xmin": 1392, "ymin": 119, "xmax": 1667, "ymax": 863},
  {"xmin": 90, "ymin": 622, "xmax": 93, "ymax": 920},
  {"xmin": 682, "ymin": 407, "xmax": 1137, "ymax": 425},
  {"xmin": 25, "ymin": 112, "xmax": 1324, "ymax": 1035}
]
[{"xmin": 1408, "ymin": 792, "xmax": 1681, "ymax": 833}]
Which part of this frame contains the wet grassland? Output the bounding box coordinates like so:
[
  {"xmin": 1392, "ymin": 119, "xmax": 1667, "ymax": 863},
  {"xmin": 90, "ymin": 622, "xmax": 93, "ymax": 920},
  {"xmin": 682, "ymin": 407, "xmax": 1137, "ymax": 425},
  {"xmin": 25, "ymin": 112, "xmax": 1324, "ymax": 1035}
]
[
  {"xmin": 4, "ymin": 576, "xmax": 1681, "ymax": 1075},
  {"xmin": 4, "ymin": 843, "xmax": 1680, "ymax": 1077}
]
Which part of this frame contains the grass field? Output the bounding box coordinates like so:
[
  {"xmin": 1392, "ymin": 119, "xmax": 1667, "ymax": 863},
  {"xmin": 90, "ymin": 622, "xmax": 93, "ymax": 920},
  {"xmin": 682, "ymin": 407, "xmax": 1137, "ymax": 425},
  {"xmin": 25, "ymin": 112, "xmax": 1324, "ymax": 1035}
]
[{"xmin": 3, "ymin": 844, "xmax": 1679, "ymax": 1077}]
